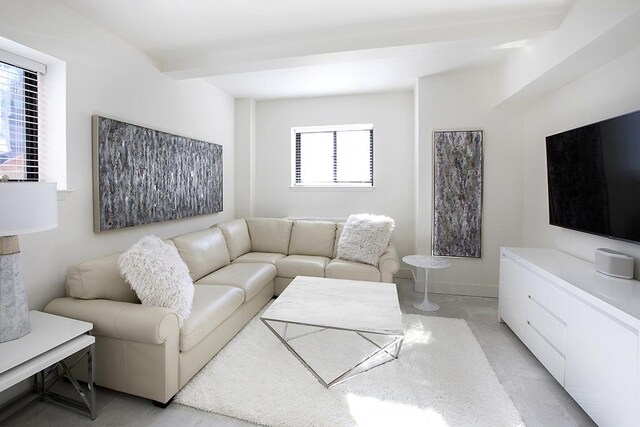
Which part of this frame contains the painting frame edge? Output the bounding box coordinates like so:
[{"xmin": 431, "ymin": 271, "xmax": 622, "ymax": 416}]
[{"xmin": 92, "ymin": 115, "xmax": 102, "ymax": 233}]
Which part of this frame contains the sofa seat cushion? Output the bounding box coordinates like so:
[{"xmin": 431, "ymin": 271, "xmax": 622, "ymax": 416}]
[
  {"xmin": 180, "ymin": 285, "xmax": 244, "ymax": 352},
  {"xmin": 276, "ymin": 255, "xmax": 330, "ymax": 278},
  {"xmin": 233, "ymin": 252, "xmax": 285, "ymax": 265},
  {"xmin": 325, "ymin": 259, "xmax": 381, "ymax": 282},
  {"xmin": 197, "ymin": 263, "xmax": 277, "ymax": 302}
]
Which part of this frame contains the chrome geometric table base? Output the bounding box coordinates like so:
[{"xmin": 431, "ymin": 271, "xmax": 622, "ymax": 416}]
[
  {"xmin": 36, "ymin": 345, "xmax": 96, "ymax": 420},
  {"xmin": 0, "ymin": 342, "xmax": 96, "ymax": 422},
  {"xmin": 262, "ymin": 318, "xmax": 404, "ymax": 388}
]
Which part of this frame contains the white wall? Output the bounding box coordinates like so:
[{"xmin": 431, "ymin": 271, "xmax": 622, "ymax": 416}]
[
  {"xmin": 235, "ymin": 98, "xmax": 255, "ymax": 218},
  {"xmin": 522, "ymin": 44, "xmax": 640, "ymax": 278},
  {"xmin": 252, "ymin": 92, "xmax": 415, "ymax": 258},
  {"xmin": 416, "ymin": 69, "xmax": 524, "ymax": 296},
  {"xmin": 0, "ymin": 0, "xmax": 235, "ymax": 311}
]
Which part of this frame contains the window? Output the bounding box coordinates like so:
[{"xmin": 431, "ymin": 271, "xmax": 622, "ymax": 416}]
[
  {"xmin": 292, "ymin": 124, "xmax": 373, "ymax": 187},
  {"xmin": 0, "ymin": 59, "xmax": 40, "ymax": 181}
]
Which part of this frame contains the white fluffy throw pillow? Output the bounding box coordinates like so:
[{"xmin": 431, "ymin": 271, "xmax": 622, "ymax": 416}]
[
  {"xmin": 337, "ymin": 214, "xmax": 395, "ymax": 266},
  {"xmin": 118, "ymin": 235, "xmax": 194, "ymax": 326}
]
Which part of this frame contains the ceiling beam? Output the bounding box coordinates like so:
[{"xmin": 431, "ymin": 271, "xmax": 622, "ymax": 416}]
[
  {"xmin": 161, "ymin": 12, "xmax": 566, "ymax": 79},
  {"xmin": 494, "ymin": 1, "xmax": 640, "ymax": 108}
]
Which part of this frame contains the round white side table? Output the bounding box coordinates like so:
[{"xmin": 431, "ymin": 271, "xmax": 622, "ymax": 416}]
[{"xmin": 403, "ymin": 255, "xmax": 452, "ymax": 312}]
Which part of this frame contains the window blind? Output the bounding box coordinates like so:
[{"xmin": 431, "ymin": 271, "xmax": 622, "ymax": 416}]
[
  {"xmin": 293, "ymin": 125, "xmax": 373, "ymax": 186},
  {"xmin": 0, "ymin": 60, "xmax": 40, "ymax": 181},
  {"xmin": 295, "ymin": 131, "xmax": 302, "ymax": 184}
]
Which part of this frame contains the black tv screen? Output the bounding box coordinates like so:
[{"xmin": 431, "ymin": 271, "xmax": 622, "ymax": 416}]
[{"xmin": 546, "ymin": 109, "xmax": 640, "ymax": 244}]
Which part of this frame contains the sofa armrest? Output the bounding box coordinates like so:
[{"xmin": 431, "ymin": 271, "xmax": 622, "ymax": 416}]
[
  {"xmin": 45, "ymin": 297, "xmax": 179, "ymax": 345},
  {"xmin": 378, "ymin": 242, "xmax": 400, "ymax": 282}
]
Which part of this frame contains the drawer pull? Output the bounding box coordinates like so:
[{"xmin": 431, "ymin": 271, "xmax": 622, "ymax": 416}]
[{"xmin": 528, "ymin": 295, "xmax": 566, "ymax": 326}]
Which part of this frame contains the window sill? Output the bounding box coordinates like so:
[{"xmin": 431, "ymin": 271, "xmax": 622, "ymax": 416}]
[{"xmin": 289, "ymin": 186, "xmax": 375, "ymax": 192}]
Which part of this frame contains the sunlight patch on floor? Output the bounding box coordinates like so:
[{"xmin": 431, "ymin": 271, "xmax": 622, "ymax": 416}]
[
  {"xmin": 346, "ymin": 393, "xmax": 449, "ymax": 427},
  {"xmin": 403, "ymin": 319, "xmax": 433, "ymax": 346}
]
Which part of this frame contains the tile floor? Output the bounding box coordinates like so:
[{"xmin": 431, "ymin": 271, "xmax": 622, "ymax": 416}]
[{"xmin": 3, "ymin": 278, "xmax": 595, "ymax": 426}]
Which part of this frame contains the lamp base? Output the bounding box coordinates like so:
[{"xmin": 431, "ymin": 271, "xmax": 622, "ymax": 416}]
[{"xmin": 0, "ymin": 250, "xmax": 31, "ymax": 343}]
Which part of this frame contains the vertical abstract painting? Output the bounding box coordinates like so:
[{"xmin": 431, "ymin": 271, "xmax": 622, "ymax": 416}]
[
  {"xmin": 93, "ymin": 116, "xmax": 223, "ymax": 232},
  {"xmin": 432, "ymin": 130, "xmax": 483, "ymax": 258}
]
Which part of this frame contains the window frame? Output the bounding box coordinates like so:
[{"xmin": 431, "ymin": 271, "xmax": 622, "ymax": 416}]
[{"xmin": 291, "ymin": 123, "xmax": 374, "ymax": 189}]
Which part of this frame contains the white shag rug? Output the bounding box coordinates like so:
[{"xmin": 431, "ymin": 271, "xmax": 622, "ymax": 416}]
[{"xmin": 175, "ymin": 313, "xmax": 525, "ymax": 427}]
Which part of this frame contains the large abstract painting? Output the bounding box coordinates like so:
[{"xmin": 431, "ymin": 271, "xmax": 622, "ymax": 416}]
[
  {"xmin": 432, "ymin": 130, "xmax": 483, "ymax": 258},
  {"xmin": 93, "ymin": 116, "xmax": 223, "ymax": 232}
]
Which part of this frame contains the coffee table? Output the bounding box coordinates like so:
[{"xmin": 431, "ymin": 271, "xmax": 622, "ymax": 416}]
[{"xmin": 261, "ymin": 276, "xmax": 404, "ymax": 388}]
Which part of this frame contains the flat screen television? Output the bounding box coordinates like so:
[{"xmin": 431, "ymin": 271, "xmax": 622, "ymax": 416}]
[{"xmin": 545, "ymin": 109, "xmax": 640, "ymax": 244}]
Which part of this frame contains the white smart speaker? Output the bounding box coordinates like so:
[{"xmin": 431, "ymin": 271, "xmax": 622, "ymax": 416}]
[{"xmin": 595, "ymin": 248, "xmax": 634, "ymax": 279}]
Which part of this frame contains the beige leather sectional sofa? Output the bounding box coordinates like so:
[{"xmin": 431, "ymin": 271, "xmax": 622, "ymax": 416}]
[{"xmin": 45, "ymin": 218, "xmax": 399, "ymax": 404}]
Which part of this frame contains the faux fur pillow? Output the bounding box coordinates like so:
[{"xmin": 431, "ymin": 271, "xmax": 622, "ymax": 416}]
[
  {"xmin": 337, "ymin": 214, "xmax": 395, "ymax": 266},
  {"xmin": 118, "ymin": 235, "xmax": 194, "ymax": 326}
]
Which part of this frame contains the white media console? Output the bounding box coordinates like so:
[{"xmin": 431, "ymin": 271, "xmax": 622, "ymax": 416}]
[{"xmin": 499, "ymin": 247, "xmax": 640, "ymax": 427}]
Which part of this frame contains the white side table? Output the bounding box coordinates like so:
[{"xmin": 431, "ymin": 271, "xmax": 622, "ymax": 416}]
[
  {"xmin": 403, "ymin": 255, "xmax": 452, "ymax": 312},
  {"xmin": 0, "ymin": 311, "xmax": 96, "ymax": 422}
]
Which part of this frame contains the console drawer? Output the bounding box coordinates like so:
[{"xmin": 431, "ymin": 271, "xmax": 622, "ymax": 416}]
[
  {"xmin": 525, "ymin": 322, "xmax": 565, "ymax": 385},
  {"xmin": 528, "ymin": 272, "xmax": 568, "ymax": 322},
  {"xmin": 527, "ymin": 297, "xmax": 566, "ymax": 355}
]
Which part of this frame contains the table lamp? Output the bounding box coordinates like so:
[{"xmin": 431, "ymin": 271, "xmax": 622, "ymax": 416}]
[{"xmin": 0, "ymin": 179, "xmax": 58, "ymax": 343}]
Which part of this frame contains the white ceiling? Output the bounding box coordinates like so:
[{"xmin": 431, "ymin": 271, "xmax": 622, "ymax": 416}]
[{"xmin": 59, "ymin": 0, "xmax": 575, "ymax": 99}]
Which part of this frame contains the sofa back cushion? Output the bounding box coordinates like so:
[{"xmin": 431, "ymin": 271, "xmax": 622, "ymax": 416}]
[
  {"xmin": 333, "ymin": 223, "xmax": 345, "ymax": 258},
  {"xmin": 245, "ymin": 218, "xmax": 293, "ymax": 254},
  {"xmin": 172, "ymin": 228, "xmax": 230, "ymax": 281},
  {"xmin": 289, "ymin": 220, "xmax": 336, "ymax": 258},
  {"xmin": 216, "ymin": 219, "xmax": 251, "ymax": 261},
  {"xmin": 66, "ymin": 253, "xmax": 138, "ymax": 302}
]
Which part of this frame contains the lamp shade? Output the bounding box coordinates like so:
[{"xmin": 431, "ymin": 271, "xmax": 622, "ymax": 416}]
[{"xmin": 0, "ymin": 182, "xmax": 58, "ymax": 236}]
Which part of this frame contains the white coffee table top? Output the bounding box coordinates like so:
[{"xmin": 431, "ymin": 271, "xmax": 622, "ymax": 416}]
[
  {"xmin": 403, "ymin": 255, "xmax": 452, "ymax": 269},
  {"xmin": 0, "ymin": 311, "xmax": 93, "ymax": 374},
  {"xmin": 261, "ymin": 276, "xmax": 403, "ymax": 335}
]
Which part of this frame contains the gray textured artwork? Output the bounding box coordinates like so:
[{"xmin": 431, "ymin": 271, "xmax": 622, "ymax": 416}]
[
  {"xmin": 93, "ymin": 116, "xmax": 223, "ymax": 232},
  {"xmin": 433, "ymin": 130, "xmax": 483, "ymax": 258}
]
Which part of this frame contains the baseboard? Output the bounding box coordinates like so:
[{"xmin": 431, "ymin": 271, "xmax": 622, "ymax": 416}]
[
  {"xmin": 410, "ymin": 269, "xmax": 498, "ymax": 298},
  {"xmin": 0, "ymin": 378, "xmax": 31, "ymax": 407},
  {"xmin": 398, "ymin": 269, "xmax": 498, "ymax": 297},
  {"xmin": 394, "ymin": 267, "xmax": 413, "ymax": 279}
]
